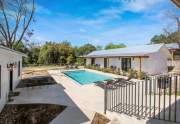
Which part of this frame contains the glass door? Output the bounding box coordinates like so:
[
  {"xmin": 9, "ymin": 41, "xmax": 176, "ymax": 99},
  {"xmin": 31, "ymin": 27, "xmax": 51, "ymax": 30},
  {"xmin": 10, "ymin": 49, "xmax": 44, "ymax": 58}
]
[
  {"xmin": 121, "ymin": 58, "xmax": 131, "ymax": 71},
  {"xmin": 104, "ymin": 58, "xmax": 108, "ymax": 68}
]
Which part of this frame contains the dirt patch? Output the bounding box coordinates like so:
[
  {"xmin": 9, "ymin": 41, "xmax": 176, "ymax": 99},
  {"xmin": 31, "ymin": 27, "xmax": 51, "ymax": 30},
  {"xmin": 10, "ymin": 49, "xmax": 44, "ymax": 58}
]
[
  {"xmin": 22, "ymin": 70, "xmax": 49, "ymax": 79},
  {"xmin": 91, "ymin": 113, "xmax": 110, "ymax": 124},
  {"xmin": 17, "ymin": 76, "xmax": 57, "ymax": 88},
  {"xmin": 0, "ymin": 104, "xmax": 66, "ymax": 124},
  {"xmin": 22, "ymin": 66, "xmax": 64, "ymax": 79}
]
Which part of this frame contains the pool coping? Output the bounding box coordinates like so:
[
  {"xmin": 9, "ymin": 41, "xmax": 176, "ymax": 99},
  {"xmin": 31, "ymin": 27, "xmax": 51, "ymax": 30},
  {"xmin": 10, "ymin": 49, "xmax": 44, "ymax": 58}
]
[
  {"xmin": 59, "ymin": 68, "xmax": 142, "ymax": 87},
  {"xmin": 61, "ymin": 70, "xmax": 83, "ymax": 87}
]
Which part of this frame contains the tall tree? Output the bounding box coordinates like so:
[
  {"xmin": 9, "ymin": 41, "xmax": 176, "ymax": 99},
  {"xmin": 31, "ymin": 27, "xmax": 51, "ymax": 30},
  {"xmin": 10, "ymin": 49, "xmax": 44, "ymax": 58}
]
[
  {"xmin": 164, "ymin": 10, "xmax": 180, "ymax": 47},
  {"xmin": 38, "ymin": 42, "xmax": 60, "ymax": 64},
  {"xmin": 77, "ymin": 43, "xmax": 97, "ymax": 56},
  {"xmin": 151, "ymin": 10, "xmax": 180, "ymax": 47},
  {"xmin": 150, "ymin": 34, "xmax": 167, "ymax": 44},
  {"xmin": 96, "ymin": 45, "xmax": 102, "ymax": 50},
  {"xmin": 105, "ymin": 43, "xmax": 126, "ymax": 50},
  {"xmin": 26, "ymin": 46, "xmax": 40, "ymax": 64},
  {"xmin": 0, "ymin": 0, "xmax": 35, "ymax": 49}
]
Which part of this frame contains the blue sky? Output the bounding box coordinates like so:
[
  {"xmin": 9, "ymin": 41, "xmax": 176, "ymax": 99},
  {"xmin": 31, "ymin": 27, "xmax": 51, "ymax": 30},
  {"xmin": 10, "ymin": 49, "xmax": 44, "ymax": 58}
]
[{"xmin": 31, "ymin": 0, "xmax": 178, "ymax": 47}]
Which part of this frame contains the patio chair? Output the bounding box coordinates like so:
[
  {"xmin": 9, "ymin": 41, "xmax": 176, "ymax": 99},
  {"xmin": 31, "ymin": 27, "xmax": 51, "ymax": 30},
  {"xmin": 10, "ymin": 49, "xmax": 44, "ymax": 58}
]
[
  {"xmin": 69, "ymin": 64, "xmax": 74, "ymax": 69},
  {"xmin": 65, "ymin": 65, "xmax": 70, "ymax": 70},
  {"xmin": 74, "ymin": 65, "xmax": 78, "ymax": 69},
  {"xmin": 95, "ymin": 79, "xmax": 122, "ymax": 89},
  {"xmin": 107, "ymin": 76, "xmax": 133, "ymax": 87}
]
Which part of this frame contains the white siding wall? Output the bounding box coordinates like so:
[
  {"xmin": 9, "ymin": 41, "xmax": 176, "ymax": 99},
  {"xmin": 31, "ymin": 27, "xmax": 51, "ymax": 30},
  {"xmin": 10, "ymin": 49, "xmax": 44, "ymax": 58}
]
[
  {"xmin": 95, "ymin": 58, "xmax": 104, "ymax": 68},
  {"xmin": 146, "ymin": 53, "xmax": 167, "ymax": 75},
  {"xmin": 85, "ymin": 50, "xmax": 168, "ymax": 75},
  {"xmin": 109, "ymin": 58, "xmax": 121, "ymax": 69},
  {"xmin": 0, "ymin": 53, "xmax": 22, "ymax": 112},
  {"xmin": 86, "ymin": 58, "xmax": 91, "ymax": 65},
  {"xmin": 86, "ymin": 58, "xmax": 104, "ymax": 68},
  {"xmin": 131, "ymin": 57, "xmax": 149, "ymax": 73},
  {"xmin": 131, "ymin": 53, "xmax": 168, "ymax": 75}
]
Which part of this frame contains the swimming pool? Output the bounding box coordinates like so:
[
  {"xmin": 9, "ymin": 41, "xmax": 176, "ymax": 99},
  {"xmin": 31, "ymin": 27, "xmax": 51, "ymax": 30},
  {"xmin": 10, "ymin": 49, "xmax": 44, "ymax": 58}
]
[{"xmin": 63, "ymin": 70, "xmax": 113, "ymax": 85}]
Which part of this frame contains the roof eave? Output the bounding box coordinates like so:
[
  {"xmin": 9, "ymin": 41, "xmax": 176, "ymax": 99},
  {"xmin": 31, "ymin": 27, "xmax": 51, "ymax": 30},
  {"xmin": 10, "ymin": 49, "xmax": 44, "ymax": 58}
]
[
  {"xmin": 85, "ymin": 55, "xmax": 149, "ymax": 58},
  {"xmin": 0, "ymin": 46, "xmax": 27, "ymax": 57},
  {"xmin": 171, "ymin": 0, "xmax": 180, "ymax": 8}
]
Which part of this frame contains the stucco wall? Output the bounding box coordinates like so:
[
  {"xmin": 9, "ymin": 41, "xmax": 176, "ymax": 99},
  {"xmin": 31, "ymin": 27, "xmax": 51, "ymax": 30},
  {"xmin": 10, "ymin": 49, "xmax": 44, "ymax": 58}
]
[{"xmin": 0, "ymin": 53, "xmax": 22, "ymax": 112}]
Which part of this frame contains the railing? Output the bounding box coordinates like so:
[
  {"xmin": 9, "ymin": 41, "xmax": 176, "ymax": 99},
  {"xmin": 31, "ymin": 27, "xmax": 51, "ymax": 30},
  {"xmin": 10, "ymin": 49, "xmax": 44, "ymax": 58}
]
[
  {"xmin": 104, "ymin": 75, "xmax": 180, "ymax": 123},
  {"xmin": 167, "ymin": 60, "xmax": 180, "ymax": 70}
]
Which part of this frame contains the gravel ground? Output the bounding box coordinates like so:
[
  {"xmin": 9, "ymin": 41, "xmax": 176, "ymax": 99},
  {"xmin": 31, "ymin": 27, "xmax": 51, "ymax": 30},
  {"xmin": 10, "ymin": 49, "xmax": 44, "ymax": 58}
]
[
  {"xmin": 91, "ymin": 113, "xmax": 110, "ymax": 124},
  {"xmin": 0, "ymin": 104, "xmax": 66, "ymax": 124}
]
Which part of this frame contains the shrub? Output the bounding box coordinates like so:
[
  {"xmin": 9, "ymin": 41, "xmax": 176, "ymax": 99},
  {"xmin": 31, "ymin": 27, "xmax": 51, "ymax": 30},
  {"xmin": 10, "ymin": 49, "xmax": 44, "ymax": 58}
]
[
  {"xmin": 74, "ymin": 64, "xmax": 78, "ymax": 69},
  {"xmin": 103, "ymin": 68, "xmax": 112, "ymax": 73},
  {"xmin": 139, "ymin": 72, "xmax": 148, "ymax": 80},
  {"xmin": 85, "ymin": 64, "xmax": 91, "ymax": 69},
  {"xmin": 128, "ymin": 69, "xmax": 138, "ymax": 78},
  {"xmin": 122, "ymin": 70, "xmax": 127, "ymax": 76},
  {"xmin": 96, "ymin": 66, "xmax": 101, "ymax": 71}
]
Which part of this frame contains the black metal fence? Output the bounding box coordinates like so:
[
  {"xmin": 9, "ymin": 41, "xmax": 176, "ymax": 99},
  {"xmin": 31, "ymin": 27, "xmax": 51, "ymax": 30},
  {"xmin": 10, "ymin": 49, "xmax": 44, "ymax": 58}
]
[{"xmin": 104, "ymin": 74, "xmax": 180, "ymax": 123}]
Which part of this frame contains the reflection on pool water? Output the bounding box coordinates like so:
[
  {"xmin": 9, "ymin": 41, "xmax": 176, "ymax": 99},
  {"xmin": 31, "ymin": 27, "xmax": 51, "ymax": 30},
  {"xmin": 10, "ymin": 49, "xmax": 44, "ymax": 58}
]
[{"xmin": 63, "ymin": 70, "xmax": 113, "ymax": 85}]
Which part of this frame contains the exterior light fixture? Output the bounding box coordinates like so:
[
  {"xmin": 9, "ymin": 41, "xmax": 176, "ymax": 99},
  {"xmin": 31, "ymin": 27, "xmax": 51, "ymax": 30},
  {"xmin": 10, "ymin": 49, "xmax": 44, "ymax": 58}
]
[{"xmin": 7, "ymin": 62, "xmax": 17, "ymax": 71}]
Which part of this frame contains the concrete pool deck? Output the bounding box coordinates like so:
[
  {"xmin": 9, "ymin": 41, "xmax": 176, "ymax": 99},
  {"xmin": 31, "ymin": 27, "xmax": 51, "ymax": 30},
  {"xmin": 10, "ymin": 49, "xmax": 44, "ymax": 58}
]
[
  {"xmin": 10, "ymin": 82, "xmax": 96, "ymax": 124},
  {"xmin": 48, "ymin": 69, "xmax": 107, "ymax": 113},
  {"xmin": 9, "ymin": 68, "xmax": 178, "ymax": 124}
]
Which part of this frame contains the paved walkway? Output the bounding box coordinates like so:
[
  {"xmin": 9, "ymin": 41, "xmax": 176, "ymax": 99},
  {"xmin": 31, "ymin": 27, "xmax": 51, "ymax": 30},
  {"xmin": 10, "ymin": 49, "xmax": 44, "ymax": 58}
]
[{"xmin": 10, "ymin": 81, "xmax": 96, "ymax": 123}]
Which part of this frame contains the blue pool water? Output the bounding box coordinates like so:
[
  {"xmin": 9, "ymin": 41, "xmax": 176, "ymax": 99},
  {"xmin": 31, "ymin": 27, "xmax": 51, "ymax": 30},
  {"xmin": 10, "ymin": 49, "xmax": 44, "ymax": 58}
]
[{"xmin": 63, "ymin": 70, "xmax": 113, "ymax": 85}]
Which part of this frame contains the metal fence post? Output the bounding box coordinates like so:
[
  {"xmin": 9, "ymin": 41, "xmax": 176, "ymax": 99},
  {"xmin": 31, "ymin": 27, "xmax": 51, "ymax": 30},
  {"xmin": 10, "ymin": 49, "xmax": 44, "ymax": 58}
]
[{"xmin": 104, "ymin": 83, "xmax": 107, "ymax": 114}]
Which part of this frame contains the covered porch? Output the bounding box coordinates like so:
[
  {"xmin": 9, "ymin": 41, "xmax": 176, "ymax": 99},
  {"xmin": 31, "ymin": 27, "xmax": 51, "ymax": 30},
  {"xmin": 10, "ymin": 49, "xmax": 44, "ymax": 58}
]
[{"xmin": 83, "ymin": 55, "xmax": 149, "ymax": 77}]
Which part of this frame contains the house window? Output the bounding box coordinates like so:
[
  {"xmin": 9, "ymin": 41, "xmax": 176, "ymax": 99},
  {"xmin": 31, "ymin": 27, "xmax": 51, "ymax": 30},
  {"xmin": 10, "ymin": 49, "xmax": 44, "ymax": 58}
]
[
  {"xmin": 18, "ymin": 61, "xmax": 20, "ymax": 77},
  {"xmin": 121, "ymin": 58, "xmax": 131, "ymax": 71}
]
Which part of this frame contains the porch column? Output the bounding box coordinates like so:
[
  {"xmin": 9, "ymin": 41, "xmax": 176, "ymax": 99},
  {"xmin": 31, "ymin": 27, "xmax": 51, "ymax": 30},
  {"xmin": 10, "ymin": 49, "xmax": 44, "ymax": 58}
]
[
  {"xmin": 138, "ymin": 57, "xmax": 142, "ymax": 79},
  {"xmin": 171, "ymin": 50, "xmax": 174, "ymax": 66},
  {"xmin": 108, "ymin": 58, "xmax": 109, "ymax": 67}
]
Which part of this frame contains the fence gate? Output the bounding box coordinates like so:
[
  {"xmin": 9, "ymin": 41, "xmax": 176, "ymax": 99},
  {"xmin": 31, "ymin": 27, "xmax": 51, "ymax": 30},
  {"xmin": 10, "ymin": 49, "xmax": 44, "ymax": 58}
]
[{"xmin": 104, "ymin": 75, "xmax": 180, "ymax": 123}]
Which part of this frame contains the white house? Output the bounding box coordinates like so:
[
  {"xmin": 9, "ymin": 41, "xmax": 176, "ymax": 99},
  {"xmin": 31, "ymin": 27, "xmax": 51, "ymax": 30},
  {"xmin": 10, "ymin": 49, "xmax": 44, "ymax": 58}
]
[
  {"xmin": 165, "ymin": 43, "xmax": 180, "ymax": 71},
  {"xmin": 84, "ymin": 44, "xmax": 171, "ymax": 75},
  {"xmin": 0, "ymin": 46, "xmax": 26, "ymax": 111}
]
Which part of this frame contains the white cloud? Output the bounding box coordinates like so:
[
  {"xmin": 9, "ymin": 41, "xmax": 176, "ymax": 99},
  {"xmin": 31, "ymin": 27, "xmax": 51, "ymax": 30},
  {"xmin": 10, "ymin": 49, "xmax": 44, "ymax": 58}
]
[
  {"xmin": 87, "ymin": 23, "xmax": 165, "ymax": 46},
  {"xmin": 77, "ymin": 8, "xmax": 122, "ymax": 26},
  {"xmin": 87, "ymin": 0, "xmax": 166, "ymax": 27},
  {"xmin": 77, "ymin": 18, "xmax": 106, "ymax": 26},
  {"xmin": 35, "ymin": 4, "xmax": 52, "ymax": 15},
  {"xmin": 103, "ymin": 0, "xmax": 165, "ymax": 13},
  {"xmin": 32, "ymin": 0, "xmax": 171, "ymax": 46},
  {"xmin": 79, "ymin": 28, "xmax": 87, "ymax": 33},
  {"xmin": 122, "ymin": 0, "xmax": 165, "ymax": 12},
  {"xmin": 97, "ymin": 7, "xmax": 122, "ymax": 18}
]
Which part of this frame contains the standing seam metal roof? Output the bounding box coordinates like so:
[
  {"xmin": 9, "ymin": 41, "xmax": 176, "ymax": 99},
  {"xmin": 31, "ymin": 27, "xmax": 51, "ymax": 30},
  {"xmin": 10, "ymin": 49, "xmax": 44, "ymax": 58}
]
[{"xmin": 86, "ymin": 44, "xmax": 165, "ymax": 57}]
